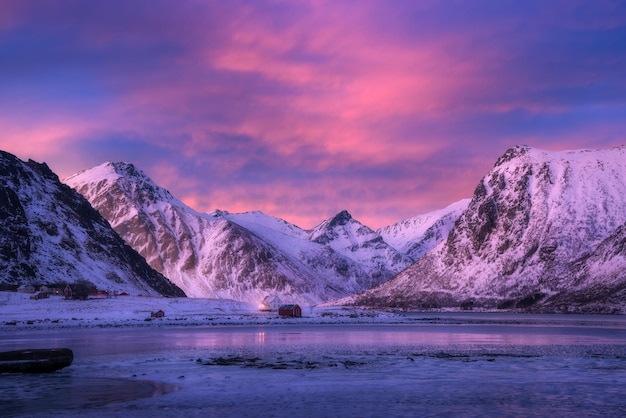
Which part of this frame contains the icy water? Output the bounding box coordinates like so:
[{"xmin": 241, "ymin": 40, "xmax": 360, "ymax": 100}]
[{"xmin": 2, "ymin": 313, "xmax": 626, "ymax": 417}]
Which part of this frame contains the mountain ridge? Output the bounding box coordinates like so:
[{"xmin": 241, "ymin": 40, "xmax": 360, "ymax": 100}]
[
  {"xmin": 0, "ymin": 151, "xmax": 185, "ymax": 297},
  {"xmin": 66, "ymin": 163, "xmax": 434, "ymax": 305},
  {"xmin": 354, "ymin": 145, "xmax": 626, "ymax": 313}
]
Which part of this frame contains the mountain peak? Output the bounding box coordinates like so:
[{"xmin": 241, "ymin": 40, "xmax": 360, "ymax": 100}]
[
  {"xmin": 66, "ymin": 161, "xmax": 151, "ymax": 185},
  {"xmin": 107, "ymin": 161, "xmax": 141, "ymax": 177},
  {"xmin": 494, "ymin": 145, "xmax": 532, "ymax": 167},
  {"xmin": 65, "ymin": 161, "xmax": 177, "ymax": 206},
  {"xmin": 328, "ymin": 210, "xmax": 353, "ymax": 227}
]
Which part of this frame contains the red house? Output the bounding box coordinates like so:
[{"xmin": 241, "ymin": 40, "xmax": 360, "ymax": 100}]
[{"xmin": 278, "ymin": 304, "xmax": 302, "ymax": 317}]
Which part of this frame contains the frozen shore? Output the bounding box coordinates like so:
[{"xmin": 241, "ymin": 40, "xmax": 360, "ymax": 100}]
[
  {"xmin": 2, "ymin": 292, "xmax": 626, "ymax": 417},
  {"xmin": 0, "ymin": 292, "xmax": 401, "ymax": 331}
]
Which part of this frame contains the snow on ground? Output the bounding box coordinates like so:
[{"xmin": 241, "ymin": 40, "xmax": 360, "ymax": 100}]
[
  {"xmin": 0, "ymin": 292, "xmax": 399, "ymax": 331},
  {"xmin": 2, "ymin": 292, "xmax": 626, "ymax": 417}
]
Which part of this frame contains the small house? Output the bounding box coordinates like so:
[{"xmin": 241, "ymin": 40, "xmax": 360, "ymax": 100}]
[
  {"xmin": 30, "ymin": 291, "xmax": 49, "ymax": 300},
  {"xmin": 260, "ymin": 295, "xmax": 282, "ymax": 312},
  {"xmin": 89, "ymin": 290, "xmax": 109, "ymax": 299},
  {"xmin": 17, "ymin": 284, "xmax": 36, "ymax": 294},
  {"xmin": 278, "ymin": 304, "xmax": 302, "ymax": 318},
  {"xmin": 39, "ymin": 285, "xmax": 53, "ymax": 296}
]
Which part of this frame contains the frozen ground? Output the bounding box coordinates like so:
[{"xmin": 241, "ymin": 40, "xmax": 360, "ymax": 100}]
[
  {"xmin": 2, "ymin": 293, "xmax": 626, "ymax": 417},
  {"xmin": 0, "ymin": 292, "xmax": 396, "ymax": 329}
]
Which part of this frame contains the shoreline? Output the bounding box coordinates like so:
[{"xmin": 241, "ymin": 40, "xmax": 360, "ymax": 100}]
[{"xmin": 2, "ymin": 291, "xmax": 624, "ymax": 334}]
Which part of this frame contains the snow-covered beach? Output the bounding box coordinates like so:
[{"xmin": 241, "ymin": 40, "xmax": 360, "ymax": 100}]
[
  {"xmin": 0, "ymin": 292, "xmax": 397, "ymax": 330},
  {"xmin": 2, "ymin": 293, "xmax": 626, "ymax": 417}
]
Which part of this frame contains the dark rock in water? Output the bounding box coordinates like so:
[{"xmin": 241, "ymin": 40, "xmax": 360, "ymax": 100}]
[{"xmin": 0, "ymin": 348, "xmax": 73, "ymax": 373}]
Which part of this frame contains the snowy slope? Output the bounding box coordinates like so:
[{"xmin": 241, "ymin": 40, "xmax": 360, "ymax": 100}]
[
  {"xmin": 217, "ymin": 209, "xmax": 413, "ymax": 287},
  {"xmin": 218, "ymin": 209, "xmax": 412, "ymax": 297},
  {"xmin": 66, "ymin": 163, "xmax": 314, "ymax": 302},
  {"xmin": 66, "ymin": 163, "xmax": 412, "ymax": 305},
  {"xmin": 378, "ymin": 199, "xmax": 470, "ymax": 259},
  {"xmin": 307, "ymin": 210, "xmax": 413, "ymax": 288},
  {"xmin": 0, "ymin": 151, "xmax": 184, "ymax": 297},
  {"xmin": 544, "ymin": 221, "xmax": 626, "ymax": 312},
  {"xmin": 356, "ymin": 145, "xmax": 626, "ymax": 312}
]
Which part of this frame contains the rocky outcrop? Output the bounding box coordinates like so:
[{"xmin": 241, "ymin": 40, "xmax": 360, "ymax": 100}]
[{"xmin": 0, "ymin": 151, "xmax": 184, "ymax": 297}]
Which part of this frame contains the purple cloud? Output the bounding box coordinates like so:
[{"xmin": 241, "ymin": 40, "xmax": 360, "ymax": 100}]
[{"xmin": 1, "ymin": 0, "xmax": 625, "ymax": 228}]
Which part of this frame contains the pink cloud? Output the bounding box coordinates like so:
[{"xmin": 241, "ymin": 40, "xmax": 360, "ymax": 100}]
[{"xmin": 2, "ymin": 1, "xmax": 625, "ymax": 230}]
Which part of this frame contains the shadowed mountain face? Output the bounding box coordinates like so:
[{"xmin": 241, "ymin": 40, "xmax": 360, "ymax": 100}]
[
  {"xmin": 0, "ymin": 151, "xmax": 184, "ymax": 297},
  {"xmin": 356, "ymin": 146, "xmax": 626, "ymax": 313}
]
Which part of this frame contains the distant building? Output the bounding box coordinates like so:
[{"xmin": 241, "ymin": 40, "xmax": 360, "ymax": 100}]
[
  {"xmin": 89, "ymin": 290, "xmax": 109, "ymax": 299},
  {"xmin": 17, "ymin": 284, "xmax": 36, "ymax": 294},
  {"xmin": 260, "ymin": 295, "xmax": 282, "ymax": 312},
  {"xmin": 278, "ymin": 304, "xmax": 302, "ymax": 318},
  {"xmin": 30, "ymin": 291, "xmax": 49, "ymax": 300},
  {"xmin": 39, "ymin": 285, "xmax": 53, "ymax": 295}
]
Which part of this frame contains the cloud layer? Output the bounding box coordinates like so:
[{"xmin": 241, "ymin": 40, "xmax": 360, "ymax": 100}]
[{"xmin": 2, "ymin": 0, "xmax": 625, "ymax": 228}]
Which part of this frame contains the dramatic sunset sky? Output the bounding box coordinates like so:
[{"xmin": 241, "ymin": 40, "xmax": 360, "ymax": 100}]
[{"xmin": 1, "ymin": 1, "xmax": 625, "ymax": 229}]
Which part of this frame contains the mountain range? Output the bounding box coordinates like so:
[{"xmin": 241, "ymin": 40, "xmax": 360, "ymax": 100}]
[
  {"xmin": 3, "ymin": 144, "xmax": 626, "ymax": 313},
  {"xmin": 66, "ymin": 162, "xmax": 460, "ymax": 305}
]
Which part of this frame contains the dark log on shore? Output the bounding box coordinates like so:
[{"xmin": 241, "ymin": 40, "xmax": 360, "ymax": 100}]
[{"xmin": 0, "ymin": 348, "xmax": 73, "ymax": 373}]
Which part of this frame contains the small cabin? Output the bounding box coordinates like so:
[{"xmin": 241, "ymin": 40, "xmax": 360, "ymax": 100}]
[
  {"xmin": 17, "ymin": 284, "xmax": 36, "ymax": 294},
  {"xmin": 30, "ymin": 291, "xmax": 49, "ymax": 300},
  {"xmin": 39, "ymin": 285, "xmax": 53, "ymax": 295},
  {"xmin": 89, "ymin": 290, "xmax": 109, "ymax": 299},
  {"xmin": 278, "ymin": 304, "xmax": 302, "ymax": 318},
  {"xmin": 260, "ymin": 295, "xmax": 282, "ymax": 312}
]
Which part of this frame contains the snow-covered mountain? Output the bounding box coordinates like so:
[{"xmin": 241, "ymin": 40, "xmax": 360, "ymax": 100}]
[
  {"xmin": 378, "ymin": 199, "xmax": 470, "ymax": 259},
  {"xmin": 216, "ymin": 210, "xmax": 413, "ymax": 292},
  {"xmin": 355, "ymin": 145, "xmax": 626, "ymax": 312},
  {"xmin": 545, "ymin": 222, "xmax": 626, "ymax": 312},
  {"xmin": 65, "ymin": 163, "xmax": 414, "ymax": 305},
  {"xmin": 0, "ymin": 151, "xmax": 184, "ymax": 297}
]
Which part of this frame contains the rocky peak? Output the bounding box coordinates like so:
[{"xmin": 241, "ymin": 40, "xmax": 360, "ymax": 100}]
[
  {"xmin": 328, "ymin": 210, "xmax": 353, "ymax": 227},
  {"xmin": 109, "ymin": 162, "xmax": 175, "ymax": 204},
  {"xmin": 65, "ymin": 161, "xmax": 181, "ymax": 218},
  {"xmin": 108, "ymin": 161, "xmax": 140, "ymax": 176},
  {"xmin": 310, "ymin": 210, "xmax": 367, "ymax": 245},
  {"xmin": 378, "ymin": 199, "xmax": 471, "ymax": 260},
  {"xmin": 493, "ymin": 145, "xmax": 531, "ymax": 167}
]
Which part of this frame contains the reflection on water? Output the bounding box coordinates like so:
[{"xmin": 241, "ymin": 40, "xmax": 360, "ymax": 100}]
[
  {"xmin": 162, "ymin": 322, "xmax": 626, "ymax": 349},
  {"xmin": 3, "ymin": 314, "xmax": 626, "ymax": 359}
]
